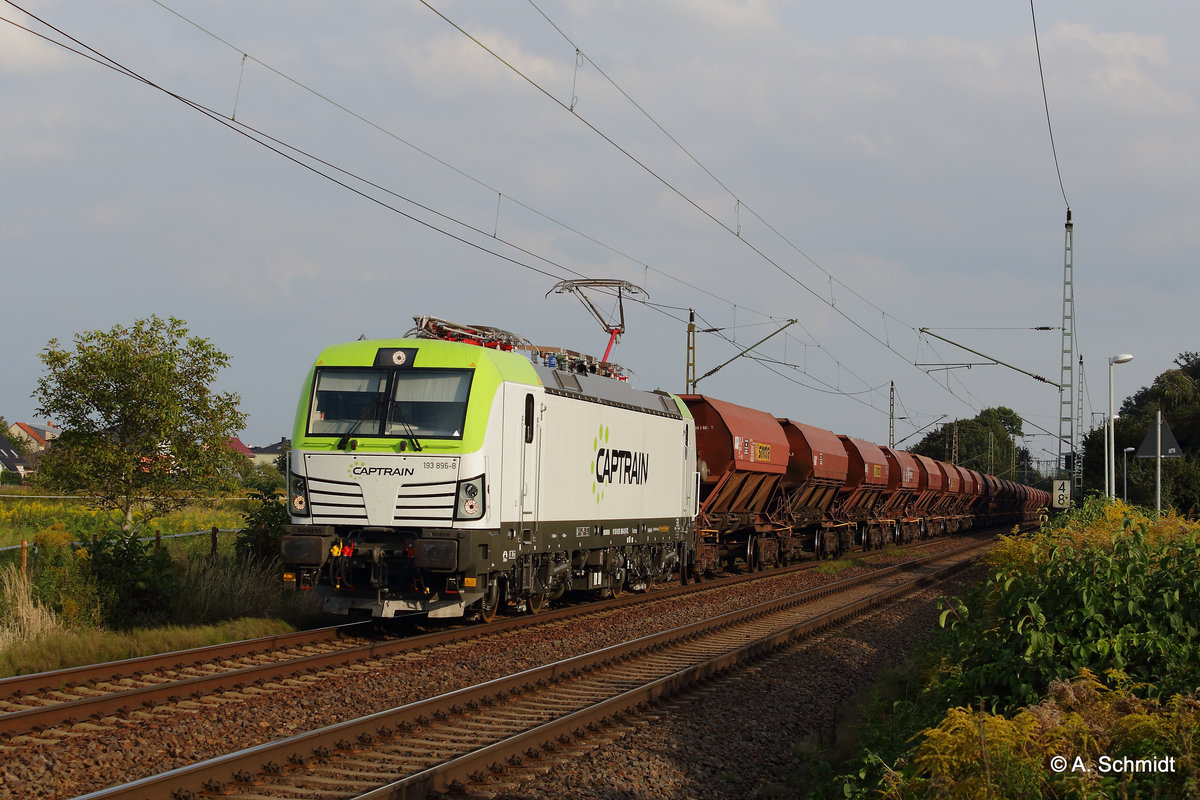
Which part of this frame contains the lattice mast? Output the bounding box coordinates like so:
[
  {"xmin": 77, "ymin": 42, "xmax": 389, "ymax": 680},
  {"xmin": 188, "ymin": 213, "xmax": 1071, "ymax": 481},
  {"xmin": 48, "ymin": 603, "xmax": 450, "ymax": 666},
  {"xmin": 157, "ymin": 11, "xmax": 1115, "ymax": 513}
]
[{"xmin": 1058, "ymin": 209, "xmax": 1076, "ymax": 494}]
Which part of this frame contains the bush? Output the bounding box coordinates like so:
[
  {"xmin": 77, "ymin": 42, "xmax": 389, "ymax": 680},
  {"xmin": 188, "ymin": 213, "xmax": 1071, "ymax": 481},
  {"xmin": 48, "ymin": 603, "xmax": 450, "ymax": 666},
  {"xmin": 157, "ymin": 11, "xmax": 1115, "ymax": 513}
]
[
  {"xmin": 83, "ymin": 532, "xmax": 180, "ymax": 629},
  {"xmin": 806, "ymin": 499, "xmax": 1200, "ymax": 800},
  {"xmin": 886, "ymin": 672, "xmax": 1200, "ymax": 799},
  {"xmin": 236, "ymin": 490, "xmax": 288, "ymax": 564},
  {"xmin": 942, "ymin": 503, "xmax": 1200, "ymax": 710},
  {"xmin": 29, "ymin": 523, "xmax": 100, "ymax": 627}
]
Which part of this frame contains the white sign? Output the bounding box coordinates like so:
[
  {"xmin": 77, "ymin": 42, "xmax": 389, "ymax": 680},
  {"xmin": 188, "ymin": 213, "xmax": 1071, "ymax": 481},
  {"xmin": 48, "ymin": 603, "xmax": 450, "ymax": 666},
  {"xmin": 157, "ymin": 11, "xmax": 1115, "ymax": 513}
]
[{"xmin": 1052, "ymin": 479, "xmax": 1071, "ymax": 509}]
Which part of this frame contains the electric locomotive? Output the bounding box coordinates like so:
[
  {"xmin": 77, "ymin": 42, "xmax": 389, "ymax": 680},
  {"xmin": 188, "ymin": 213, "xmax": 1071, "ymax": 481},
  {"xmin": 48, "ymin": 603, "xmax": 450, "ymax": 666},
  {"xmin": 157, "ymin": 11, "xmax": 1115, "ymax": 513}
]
[{"xmin": 280, "ymin": 318, "xmax": 698, "ymax": 620}]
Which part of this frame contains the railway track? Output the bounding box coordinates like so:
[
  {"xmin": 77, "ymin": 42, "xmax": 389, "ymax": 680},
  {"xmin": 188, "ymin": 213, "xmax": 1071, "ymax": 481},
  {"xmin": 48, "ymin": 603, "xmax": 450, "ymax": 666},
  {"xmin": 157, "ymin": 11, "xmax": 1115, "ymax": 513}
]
[
  {"xmin": 0, "ymin": 531, "xmax": 996, "ymax": 741},
  {"xmin": 72, "ymin": 536, "xmax": 992, "ymax": 800}
]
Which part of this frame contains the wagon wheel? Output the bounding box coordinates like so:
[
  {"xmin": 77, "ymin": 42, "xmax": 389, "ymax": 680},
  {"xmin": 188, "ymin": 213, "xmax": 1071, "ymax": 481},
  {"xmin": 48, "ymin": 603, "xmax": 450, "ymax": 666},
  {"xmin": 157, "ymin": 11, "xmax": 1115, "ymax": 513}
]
[
  {"xmin": 609, "ymin": 569, "xmax": 626, "ymax": 599},
  {"xmin": 478, "ymin": 577, "xmax": 502, "ymax": 624},
  {"xmin": 526, "ymin": 593, "xmax": 547, "ymax": 614}
]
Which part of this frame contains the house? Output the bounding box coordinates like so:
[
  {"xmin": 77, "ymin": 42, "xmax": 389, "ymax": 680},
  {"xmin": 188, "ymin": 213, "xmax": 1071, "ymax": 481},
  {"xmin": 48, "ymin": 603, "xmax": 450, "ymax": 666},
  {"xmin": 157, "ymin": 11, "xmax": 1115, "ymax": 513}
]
[
  {"xmin": 7, "ymin": 421, "xmax": 59, "ymax": 453},
  {"xmin": 226, "ymin": 437, "xmax": 255, "ymax": 459},
  {"xmin": 250, "ymin": 437, "xmax": 289, "ymax": 468},
  {"xmin": 0, "ymin": 433, "xmax": 30, "ymax": 480}
]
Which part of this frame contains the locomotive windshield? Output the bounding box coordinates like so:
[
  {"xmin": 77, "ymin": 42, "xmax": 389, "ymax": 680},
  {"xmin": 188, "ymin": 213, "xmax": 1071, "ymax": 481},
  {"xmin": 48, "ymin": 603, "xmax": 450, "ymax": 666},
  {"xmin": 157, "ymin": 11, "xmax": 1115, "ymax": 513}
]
[{"xmin": 308, "ymin": 367, "xmax": 473, "ymax": 440}]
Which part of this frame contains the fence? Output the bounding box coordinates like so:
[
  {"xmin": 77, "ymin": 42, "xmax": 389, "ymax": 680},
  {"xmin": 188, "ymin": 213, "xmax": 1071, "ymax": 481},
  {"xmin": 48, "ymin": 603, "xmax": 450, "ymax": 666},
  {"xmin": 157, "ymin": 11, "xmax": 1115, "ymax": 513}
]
[{"xmin": 0, "ymin": 528, "xmax": 240, "ymax": 574}]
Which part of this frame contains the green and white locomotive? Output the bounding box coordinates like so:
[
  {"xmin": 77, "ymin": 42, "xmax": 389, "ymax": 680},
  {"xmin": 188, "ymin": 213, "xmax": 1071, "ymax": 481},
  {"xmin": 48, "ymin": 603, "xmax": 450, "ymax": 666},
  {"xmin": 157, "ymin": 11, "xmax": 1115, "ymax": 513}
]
[{"xmin": 281, "ymin": 317, "xmax": 698, "ymax": 620}]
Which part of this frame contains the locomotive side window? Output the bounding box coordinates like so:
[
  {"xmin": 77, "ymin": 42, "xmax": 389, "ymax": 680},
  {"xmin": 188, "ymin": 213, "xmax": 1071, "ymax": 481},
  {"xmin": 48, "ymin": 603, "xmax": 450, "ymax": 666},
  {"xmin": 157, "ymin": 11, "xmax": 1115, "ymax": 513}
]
[
  {"xmin": 524, "ymin": 393, "xmax": 535, "ymax": 443},
  {"xmin": 308, "ymin": 369, "xmax": 388, "ymax": 435},
  {"xmin": 387, "ymin": 370, "xmax": 473, "ymax": 439}
]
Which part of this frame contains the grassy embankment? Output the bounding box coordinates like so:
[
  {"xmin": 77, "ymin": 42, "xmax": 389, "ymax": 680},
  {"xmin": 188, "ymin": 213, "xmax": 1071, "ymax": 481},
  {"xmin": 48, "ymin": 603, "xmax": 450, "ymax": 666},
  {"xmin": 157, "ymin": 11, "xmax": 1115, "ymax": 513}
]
[
  {"xmin": 775, "ymin": 499, "xmax": 1200, "ymax": 800},
  {"xmin": 0, "ymin": 491, "xmax": 323, "ymax": 677}
]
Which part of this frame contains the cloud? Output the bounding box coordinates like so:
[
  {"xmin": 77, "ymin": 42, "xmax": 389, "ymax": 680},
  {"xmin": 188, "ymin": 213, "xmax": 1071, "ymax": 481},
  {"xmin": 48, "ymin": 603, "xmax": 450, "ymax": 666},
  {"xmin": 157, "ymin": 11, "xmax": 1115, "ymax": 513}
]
[{"xmin": 0, "ymin": 9, "xmax": 73, "ymax": 74}]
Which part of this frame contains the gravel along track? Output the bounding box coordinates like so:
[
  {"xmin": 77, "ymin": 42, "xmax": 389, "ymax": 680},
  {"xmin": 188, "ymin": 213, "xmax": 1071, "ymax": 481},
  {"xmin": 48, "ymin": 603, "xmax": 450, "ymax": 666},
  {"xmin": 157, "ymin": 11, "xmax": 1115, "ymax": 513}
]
[
  {"xmin": 457, "ymin": 570, "xmax": 982, "ymax": 800},
  {"xmin": 0, "ymin": 536, "xmax": 982, "ymax": 799}
]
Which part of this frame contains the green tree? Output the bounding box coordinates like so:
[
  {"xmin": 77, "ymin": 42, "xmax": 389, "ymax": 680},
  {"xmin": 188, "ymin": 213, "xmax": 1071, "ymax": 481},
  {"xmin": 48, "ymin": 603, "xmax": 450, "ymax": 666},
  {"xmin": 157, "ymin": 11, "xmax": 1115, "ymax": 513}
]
[
  {"xmin": 910, "ymin": 406, "xmax": 1038, "ymax": 483},
  {"xmin": 1082, "ymin": 352, "xmax": 1200, "ymax": 510},
  {"xmin": 33, "ymin": 315, "xmax": 248, "ymax": 531}
]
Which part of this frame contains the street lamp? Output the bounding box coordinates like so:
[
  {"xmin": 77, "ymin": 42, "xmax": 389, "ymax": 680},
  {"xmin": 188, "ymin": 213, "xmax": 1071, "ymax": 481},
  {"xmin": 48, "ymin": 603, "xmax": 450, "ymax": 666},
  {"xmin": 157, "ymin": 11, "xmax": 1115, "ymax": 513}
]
[
  {"xmin": 1123, "ymin": 446, "xmax": 1135, "ymax": 502},
  {"xmin": 1108, "ymin": 354, "xmax": 1133, "ymax": 498}
]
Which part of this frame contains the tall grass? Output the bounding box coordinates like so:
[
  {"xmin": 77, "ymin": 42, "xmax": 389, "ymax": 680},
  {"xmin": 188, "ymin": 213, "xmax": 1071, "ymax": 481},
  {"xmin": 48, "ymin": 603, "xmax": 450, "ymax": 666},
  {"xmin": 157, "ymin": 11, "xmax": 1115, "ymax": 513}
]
[
  {"xmin": 0, "ymin": 564, "xmax": 68, "ymax": 654},
  {"xmin": 0, "ymin": 551, "xmax": 325, "ymax": 677},
  {"xmin": 0, "ymin": 496, "xmax": 248, "ymax": 548},
  {"xmin": 173, "ymin": 553, "xmax": 320, "ymax": 622}
]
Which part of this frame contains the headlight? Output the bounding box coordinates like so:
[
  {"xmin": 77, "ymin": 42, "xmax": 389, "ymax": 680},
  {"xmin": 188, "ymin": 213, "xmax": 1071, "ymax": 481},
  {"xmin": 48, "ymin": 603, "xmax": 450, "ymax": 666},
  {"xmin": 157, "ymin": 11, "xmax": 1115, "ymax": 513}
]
[
  {"xmin": 455, "ymin": 475, "xmax": 485, "ymax": 521},
  {"xmin": 290, "ymin": 475, "xmax": 310, "ymax": 517}
]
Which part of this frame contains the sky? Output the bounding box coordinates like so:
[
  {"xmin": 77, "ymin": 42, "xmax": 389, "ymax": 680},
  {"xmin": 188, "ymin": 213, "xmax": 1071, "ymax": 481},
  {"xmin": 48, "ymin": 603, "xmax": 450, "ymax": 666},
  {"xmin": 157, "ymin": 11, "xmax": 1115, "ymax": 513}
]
[{"xmin": 2, "ymin": 0, "xmax": 1197, "ymax": 473}]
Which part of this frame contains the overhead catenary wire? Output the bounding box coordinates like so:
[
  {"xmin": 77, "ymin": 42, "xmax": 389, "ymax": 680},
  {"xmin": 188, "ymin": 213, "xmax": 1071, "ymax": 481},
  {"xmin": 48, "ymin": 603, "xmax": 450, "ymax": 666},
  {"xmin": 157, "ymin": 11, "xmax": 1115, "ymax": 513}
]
[
  {"xmin": 418, "ymin": 0, "xmax": 1028, "ymax": 423},
  {"xmin": 416, "ymin": 0, "xmax": 938, "ymax": 371},
  {"xmin": 7, "ymin": 1, "xmax": 1003, "ymax": 434},
  {"xmin": 145, "ymin": 0, "xmax": 946, "ymax": 417},
  {"xmin": 1029, "ymin": 0, "xmax": 1070, "ymax": 209},
  {"xmin": 154, "ymin": 0, "xmax": 999, "ymax": 425}
]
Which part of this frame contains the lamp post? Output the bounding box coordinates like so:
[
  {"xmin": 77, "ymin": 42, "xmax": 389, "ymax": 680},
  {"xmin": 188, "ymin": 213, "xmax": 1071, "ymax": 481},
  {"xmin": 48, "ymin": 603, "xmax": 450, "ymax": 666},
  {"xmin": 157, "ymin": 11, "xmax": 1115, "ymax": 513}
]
[
  {"xmin": 1123, "ymin": 446, "xmax": 1135, "ymax": 502},
  {"xmin": 1108, "ymin": 354, "xmax": 1133, "ymax": 498}
]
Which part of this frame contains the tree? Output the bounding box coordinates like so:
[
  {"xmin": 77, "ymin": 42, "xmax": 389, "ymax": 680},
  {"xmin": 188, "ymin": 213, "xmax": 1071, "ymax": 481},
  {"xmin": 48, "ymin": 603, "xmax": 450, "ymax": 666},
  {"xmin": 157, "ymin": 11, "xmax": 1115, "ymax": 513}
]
[
  {"xmin": 1079, "ymin": 352, "xmax": 1200, "ymax": 510},
  {"xmin": 908, "ymin": 407, "xmax": 1043, "ymax": 486},
  {"xmin": 33, "ymin": 315, "xmax": 248, "ymax": 531}
]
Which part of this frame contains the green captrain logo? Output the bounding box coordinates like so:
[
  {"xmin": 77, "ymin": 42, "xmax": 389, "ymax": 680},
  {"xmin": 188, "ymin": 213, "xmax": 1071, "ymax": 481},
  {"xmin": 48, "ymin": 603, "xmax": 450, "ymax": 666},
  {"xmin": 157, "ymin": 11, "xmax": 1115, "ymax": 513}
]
[{"xmin": 590, "ymin": 424, "xmax": 649, "ymax": 504}]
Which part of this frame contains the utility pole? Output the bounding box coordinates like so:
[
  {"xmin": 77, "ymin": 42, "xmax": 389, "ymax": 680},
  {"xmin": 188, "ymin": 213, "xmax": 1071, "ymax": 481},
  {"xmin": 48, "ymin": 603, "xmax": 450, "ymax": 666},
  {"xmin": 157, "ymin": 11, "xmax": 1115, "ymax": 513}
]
[
  {"xmin": 1074, "ymin": 355, "xmax": 1084, "ymax": 492},
  {"xmin": 889, "ymin": 381, "xmax": 895, "ymax": 448},
  {"xmin": 686, "ymin": 309, "xmax": 696, "ymax": 393}
]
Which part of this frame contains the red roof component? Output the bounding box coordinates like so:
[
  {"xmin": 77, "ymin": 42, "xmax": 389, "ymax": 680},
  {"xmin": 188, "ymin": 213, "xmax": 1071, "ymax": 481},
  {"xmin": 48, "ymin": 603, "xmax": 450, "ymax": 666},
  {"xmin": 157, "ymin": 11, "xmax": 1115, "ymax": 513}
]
[{"xmin": 226, "ymin": 437, "xmax": 255, "ymax": 458}]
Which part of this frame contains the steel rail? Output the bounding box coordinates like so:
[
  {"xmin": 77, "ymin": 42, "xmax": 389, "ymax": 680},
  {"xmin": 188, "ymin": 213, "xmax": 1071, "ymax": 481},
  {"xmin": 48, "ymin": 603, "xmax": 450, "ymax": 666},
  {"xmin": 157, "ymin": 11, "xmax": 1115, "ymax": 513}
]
[
  {"xmin": 0, "ymin": 622, "xmax": 372, "ymax": 699},
  {"xmin": 1, "ymin": 532, "xmax": 992, "ymax": 738},
  {"xmin": 73, "ymin": 540, "xmax": 988, "ymax": 800}
]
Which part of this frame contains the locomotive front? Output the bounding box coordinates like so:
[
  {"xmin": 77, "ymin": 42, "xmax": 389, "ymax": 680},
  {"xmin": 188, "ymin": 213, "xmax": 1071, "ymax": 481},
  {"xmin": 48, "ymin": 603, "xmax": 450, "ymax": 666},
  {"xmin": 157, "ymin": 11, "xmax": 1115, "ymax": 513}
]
[{"xmin": 280, "ymin": 337, "xmax": 533, "ymax": 619}]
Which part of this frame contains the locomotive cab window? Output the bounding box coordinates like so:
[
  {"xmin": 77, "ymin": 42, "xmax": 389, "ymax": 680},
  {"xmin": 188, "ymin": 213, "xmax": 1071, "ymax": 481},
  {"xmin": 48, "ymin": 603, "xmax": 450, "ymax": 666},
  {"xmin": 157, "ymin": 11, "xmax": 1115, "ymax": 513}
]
[
  {"xmin": 307, "ymin": 367, "xmax": 473, "ymax": 440},
  {"xmin": 387, "ymin": 370, "xmax": 472, "ymax": 439},
  {"xmin": 308, "ymin": 369, "xmax": 388, "ymax": 436}
]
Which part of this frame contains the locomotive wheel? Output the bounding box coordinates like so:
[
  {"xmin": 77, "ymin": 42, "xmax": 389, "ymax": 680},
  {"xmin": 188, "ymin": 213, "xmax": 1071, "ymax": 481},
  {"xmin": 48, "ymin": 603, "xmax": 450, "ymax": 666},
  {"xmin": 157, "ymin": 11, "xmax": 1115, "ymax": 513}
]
[
  {"xmin": 526, "ymin": 593, "xmax": 546, "ymax": 614},
  {"xmin": 478, "ymin": 578, "xmax": 502, "ymax": 624}
]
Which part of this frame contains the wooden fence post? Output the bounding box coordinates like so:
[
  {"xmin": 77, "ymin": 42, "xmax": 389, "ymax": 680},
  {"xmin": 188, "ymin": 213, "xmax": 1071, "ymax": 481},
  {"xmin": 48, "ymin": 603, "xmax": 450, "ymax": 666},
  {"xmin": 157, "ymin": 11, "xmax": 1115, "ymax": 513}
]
[
  {"xmin": 155, "ymin": 530, "xmax": 162, "ymax": 551},
  {"xmin": 211, "ymin": 526, "xmax": 219, "ymax": 560},
  {"xmin": 20, "ymin": 540, "xmax": 27, "ymax": 576}
]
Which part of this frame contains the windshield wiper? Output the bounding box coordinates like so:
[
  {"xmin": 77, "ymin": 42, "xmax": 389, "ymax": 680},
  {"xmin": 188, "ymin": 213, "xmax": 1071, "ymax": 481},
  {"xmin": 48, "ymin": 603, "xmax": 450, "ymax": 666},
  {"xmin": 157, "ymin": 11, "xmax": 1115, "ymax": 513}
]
[
  {"xmin": 390, "ymin": 401, "xmax": 423, "ymax": 452},
  {"xmin": 338, "ymin": 393, "xmax": 384, "ymax": 451}
]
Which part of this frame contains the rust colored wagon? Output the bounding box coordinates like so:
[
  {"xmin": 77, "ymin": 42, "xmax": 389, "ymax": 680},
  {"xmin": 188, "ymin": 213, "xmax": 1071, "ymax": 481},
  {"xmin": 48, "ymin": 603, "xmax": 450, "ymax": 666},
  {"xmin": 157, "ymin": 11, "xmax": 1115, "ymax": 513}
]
[
  {"xmin": 774, "ymin": 418, "xmax": 849, "ymax": 562},
  {"xmin": 682, "ymin": 395, "xmax": 789, "ymax": 574},
  {"xmin": 878, "ymin": 446, "xmax": 921, "ymax": 544},
  {"xmin": 829, "ymin": 435, "xmax": 889, "ymax": 555}
]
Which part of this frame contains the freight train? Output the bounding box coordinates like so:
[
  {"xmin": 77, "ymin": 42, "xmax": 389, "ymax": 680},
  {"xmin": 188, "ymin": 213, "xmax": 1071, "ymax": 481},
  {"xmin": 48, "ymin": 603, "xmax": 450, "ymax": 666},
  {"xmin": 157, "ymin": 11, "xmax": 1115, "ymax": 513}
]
[{"xmin": 280, "ymin": 317, "xmax": 1049, "ymax": 621}]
